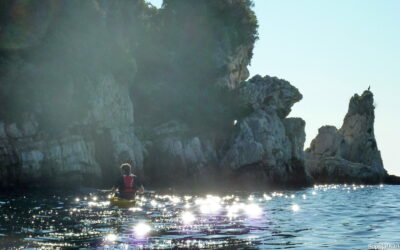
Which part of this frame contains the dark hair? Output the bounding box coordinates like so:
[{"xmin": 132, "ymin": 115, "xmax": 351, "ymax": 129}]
[{"xmin": 120, "ymin": 163, "xmax": 132, "ymax": 175}]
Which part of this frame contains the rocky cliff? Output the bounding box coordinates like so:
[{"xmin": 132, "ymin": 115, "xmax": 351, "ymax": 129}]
[
  {"xmin": 0, "ymin": 0, "xmax": 263, "ymax": 189},
  {"xmin": 0, "ymin": 73, "xmax": 144, "ymax": 188},
  {"xmin": 220, "ymin": 75, "xmax": 311, "ymax": 188},
  {"xmin": 143, "ymin": 75, "xmax": 312, "ymax": 189},
  {"xmin": 0, "ymin": 0, "xmax": 145, "ymax": 188},
  {"xmin": 305, "ymin": 90, "xmax": 387, "ymax": 184},
  {"xmin": 1, "ymin": 1, "xmax": 394, "ymax": 189}
]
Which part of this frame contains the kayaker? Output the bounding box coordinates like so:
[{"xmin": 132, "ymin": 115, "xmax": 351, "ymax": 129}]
[{"xmin": 114, "ymin": 163, "xmax": 144, "ymax": 200}]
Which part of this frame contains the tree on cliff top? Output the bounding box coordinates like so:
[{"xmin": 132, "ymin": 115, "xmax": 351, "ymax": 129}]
[{"xmin": 133, "ymin": 0, "xmax": 258, "ymax": 133}]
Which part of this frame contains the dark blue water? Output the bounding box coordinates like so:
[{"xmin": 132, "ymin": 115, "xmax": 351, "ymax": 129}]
[{"xmin": 0, "ymin": 184, "xmax": 399, "ymax": 249}]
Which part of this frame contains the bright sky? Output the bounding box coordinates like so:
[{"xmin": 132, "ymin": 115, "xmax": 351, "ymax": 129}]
[
  {"xmin": 147, "ymin": 0, "xmax": 399, "ymax": 175},
  {"xmin": 249, "ymin": 0, "xmax": 400, "ymax": 175}
]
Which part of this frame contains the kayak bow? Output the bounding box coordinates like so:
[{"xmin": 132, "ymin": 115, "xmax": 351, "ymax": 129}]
[{"xmin": 110, "ymin": 196, "xmax": 136, "ymax": 208}]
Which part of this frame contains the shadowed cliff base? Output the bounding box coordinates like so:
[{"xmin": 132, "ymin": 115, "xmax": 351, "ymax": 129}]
[{"xmin": 384, "ymin": 175, "xmax": 400, "ymax": 185}]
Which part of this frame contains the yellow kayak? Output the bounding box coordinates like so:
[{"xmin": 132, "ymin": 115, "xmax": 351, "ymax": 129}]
[{"xmin": 110, "ymin": 196, "xmax": 136, "ymax": 208}]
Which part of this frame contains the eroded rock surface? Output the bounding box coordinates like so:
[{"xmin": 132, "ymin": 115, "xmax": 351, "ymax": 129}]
[
  {"xmin": 305, "ymin": 90, "xmax": 386, "ymax": 184},
  {"xmin": 143, "ymin": 121, "xmax": 218, "ymax": 187},
  {"xmin": 239, "ymin": 75, "xmax": 302, "ymax": 118},
  {"xmin": 0, "ymin": 74, "xmax": 143, "ymax": 188},
  {"xmin": 217, "ymin": 45, "xmax": 252, "ymax": 89},
  {"xmin": 221, "ymin": 75, "xmax": 311, "ymax": 188}
]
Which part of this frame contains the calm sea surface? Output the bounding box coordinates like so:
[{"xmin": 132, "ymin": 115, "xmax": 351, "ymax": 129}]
[{"xmin": 0, "ymin": 184, "xmax": 399, "ymax": 249}]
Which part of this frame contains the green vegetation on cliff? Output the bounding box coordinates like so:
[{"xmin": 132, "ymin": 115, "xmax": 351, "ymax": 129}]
[
  {"xmin": 0, "ymin": 0, "xmax": 258, "ymax": 135},
  {"xmin": 133, "ymin": 0, "xmax": 258, "ymax": 133}
]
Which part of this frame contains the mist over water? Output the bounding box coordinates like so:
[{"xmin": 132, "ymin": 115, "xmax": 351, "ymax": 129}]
[{"xmin": 0, "ymin": 185, "xmax": 399, "ymax": 248}]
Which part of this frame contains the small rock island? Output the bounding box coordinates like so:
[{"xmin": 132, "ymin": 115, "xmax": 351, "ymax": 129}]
[{"xmin": 306, "ymin": 90, "xmax": 386, "ymax": 184}]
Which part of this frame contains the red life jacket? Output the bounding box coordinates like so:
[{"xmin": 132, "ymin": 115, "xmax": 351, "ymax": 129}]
[{"xmin": 122, "ymin": 175, "xmax": 135, "ymax": 193}]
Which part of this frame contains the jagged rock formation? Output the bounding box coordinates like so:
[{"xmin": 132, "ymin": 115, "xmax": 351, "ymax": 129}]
[
  {"xmin": 221, "ymin": 75, "xmax": 312, "ymax": 187},
  {"xmin": 284, "ymin": 118, "xmax": 307, "ymax": 161},
  {"xmin": 216, "ymin": 45, "xmax": 252, "ymax": 89},
  {"xmin": 142, "ymin": 75, "xmax": 312, "ymax": 189},
  {"xmin": 144, "ymin": 121, "xmax": 219, "ymax": 187},
  {"xmin": 305, "ymin": 90, "xmax": 387, "ymax": 184},
  {"xmin": 0, "ymin": 73, "xmax": 143, "ymax": 188}
]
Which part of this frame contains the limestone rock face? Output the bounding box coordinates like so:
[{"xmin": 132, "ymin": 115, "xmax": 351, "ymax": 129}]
[
  {"xmin": 305, "ymin": 90, "xmax": 386, "ymax": 184},
  {"xmin": 137, "ymin": 44, "xmax": 255, "ymax": 188},
  {"xmin": 145, "ymin": 121, "xmax": 218, "ymax": 187},
  {"xmin": 340, "ymin": 91, "xmax": 383, "ymax": 170},
  {"xmin": 305, "ymin": 126, "xmax": 343, "ymax": 177},
  {"xmin": 239, "ymin": 75, "xmax": 302, "ymax": 118},
  {"xmin": 84, "ymin": 74, "xmax": 143, "ymax": 170},
  {"xmin": 284, "ymin": 118, "xmax": 306, "ymax": 161},
  {"xmin": 217, "ymin": 45, "xmax": 252, "ymax": 89},
  {"xmin": 0, "ymin": 131, "xmax": 100, "ymax": 187},
  {"xmin": 221, "ymin": 109, "xmax": 290, "ymax": 169},
  {"xmin": 221, "ymin": 75, "xmax": 311, "ymax": 187},
  {"xmin": 0, "ymin": 74, "xmax": 143, "ymax": 188},
  {"xmin": 320, "ymin": 157, "xmax": 384, "ymax": 184}
]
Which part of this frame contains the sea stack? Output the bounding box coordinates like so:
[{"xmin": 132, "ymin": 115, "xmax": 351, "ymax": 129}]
[{"xmin": 305, "ymin": 90, "xmax": 387, "ymax": 184}]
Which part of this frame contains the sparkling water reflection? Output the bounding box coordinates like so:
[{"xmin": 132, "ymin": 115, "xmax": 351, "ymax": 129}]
[{"xmin": 0, "ymin": 184, "xmax": 399, "ymax": 248}]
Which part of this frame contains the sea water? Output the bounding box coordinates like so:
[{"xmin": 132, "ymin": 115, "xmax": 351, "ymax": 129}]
[{"xmin": 0, "ymin": 184, "xmax": 399, "ymax": 249}]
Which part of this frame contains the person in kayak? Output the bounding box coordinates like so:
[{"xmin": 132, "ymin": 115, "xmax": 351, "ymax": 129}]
[{"xmin": 115, "ymin": 163, "xmax": 144, "ymax": 200}]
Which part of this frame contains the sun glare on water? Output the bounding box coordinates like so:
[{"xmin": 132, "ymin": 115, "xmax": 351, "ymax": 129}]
[
  {"xmin": 181, "ymin": 211, "xmax": 196, "ymax": 224},
  {"xmin": 105, "ymin": 234, "xmax": 117, "ymax": 242},
  {"xmin": 134, "ymin": 223, "xmax": 151, "ymax": 238},
  {"xmin": 5, "ymin": 184, "xmax": 396, "ymax": 249},
  {"xmin": 245, "ymin": 204, "xmax": 263, "ymax": 218},
  {"xmin": 197, "ymin": 195, "xmax": 222, "ymax": 214},
  {"xmin": 292, "ymin": 204, "xmax": 300, "ymax": 212}
]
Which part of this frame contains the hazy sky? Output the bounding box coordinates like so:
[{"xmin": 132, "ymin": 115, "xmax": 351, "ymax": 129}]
[{"xmin": 147, "ymin": 0, "xmax": 399, "ymax": 175}]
